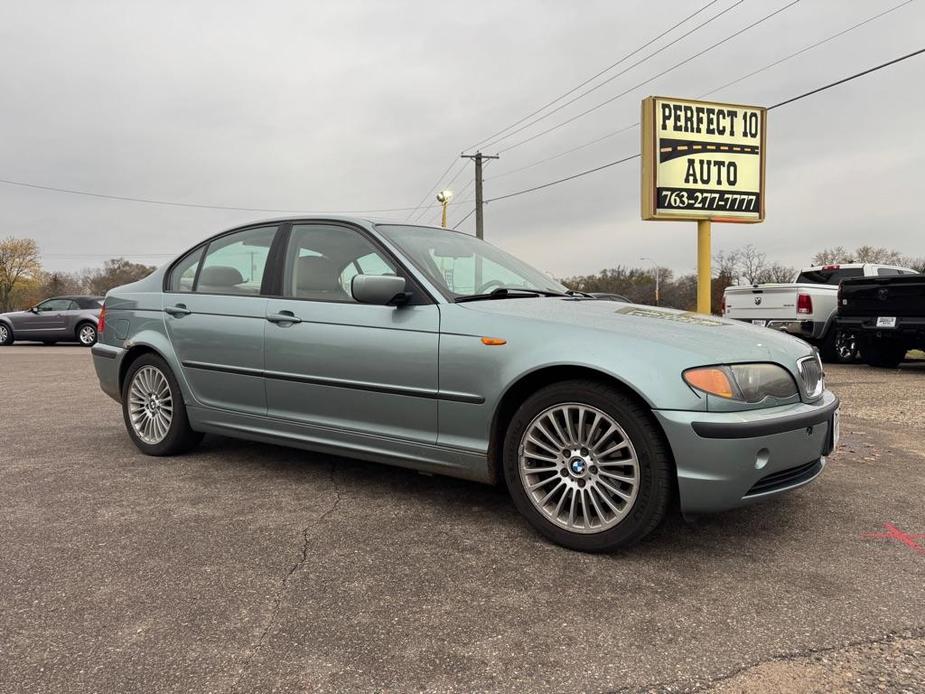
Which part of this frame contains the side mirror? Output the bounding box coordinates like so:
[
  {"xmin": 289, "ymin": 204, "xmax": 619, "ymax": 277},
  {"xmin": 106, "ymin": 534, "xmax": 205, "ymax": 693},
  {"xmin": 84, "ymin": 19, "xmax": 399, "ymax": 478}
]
[
  {"xmin": 351, "ymin": 274, "xmax": 408, "ymax": 306},
  {"xmin": 29, "ymin": 306, "xmax": 39, "ymax": 313}
]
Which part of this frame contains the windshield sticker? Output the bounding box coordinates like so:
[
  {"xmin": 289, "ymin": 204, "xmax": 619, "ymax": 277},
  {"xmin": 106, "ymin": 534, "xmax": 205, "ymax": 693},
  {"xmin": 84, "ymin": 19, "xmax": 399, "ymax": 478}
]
[{"xmin": 615, "ymin": 306, "xmax": 727, "ymax": 326}]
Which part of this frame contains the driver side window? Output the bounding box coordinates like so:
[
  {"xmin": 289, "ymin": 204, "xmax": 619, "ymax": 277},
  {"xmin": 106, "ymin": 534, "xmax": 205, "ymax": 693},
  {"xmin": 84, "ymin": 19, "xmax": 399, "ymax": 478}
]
[
  {"xmin": 37, "ymin": 299, "xmax": 73, "ymax": 312},
  {"xmin": 284, "ymin": 225, "xmax": 396, "ymax": 302}
]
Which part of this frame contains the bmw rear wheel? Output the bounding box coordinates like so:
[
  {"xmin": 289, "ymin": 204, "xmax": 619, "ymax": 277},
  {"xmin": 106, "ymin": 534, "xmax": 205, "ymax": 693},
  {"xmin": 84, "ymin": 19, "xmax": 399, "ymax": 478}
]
[
  {"xmin": 122, "ymin": 353, "xmax": 202, "ymax": 455},
  {"xmin": 503, "ymin": 380, "xmax": 672, "ymax": 552}
]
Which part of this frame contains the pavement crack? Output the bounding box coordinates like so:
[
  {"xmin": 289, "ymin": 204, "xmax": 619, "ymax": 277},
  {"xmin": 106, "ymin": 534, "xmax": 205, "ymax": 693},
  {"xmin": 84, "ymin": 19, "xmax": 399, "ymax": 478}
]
[
  {"xmin": 612, "ymin": 626, "xmax": 925, "ymax": 694},
  {"xmin": 229, "ymin": 462, "xmax": 343, "ymax": 693}
]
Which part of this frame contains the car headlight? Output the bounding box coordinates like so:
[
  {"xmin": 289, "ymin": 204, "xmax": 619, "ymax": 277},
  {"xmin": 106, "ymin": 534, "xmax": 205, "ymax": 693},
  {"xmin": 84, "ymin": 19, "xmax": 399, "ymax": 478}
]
[{"xmin": 683, "ymin": 363, "xmax": 799, "ymax": 403}]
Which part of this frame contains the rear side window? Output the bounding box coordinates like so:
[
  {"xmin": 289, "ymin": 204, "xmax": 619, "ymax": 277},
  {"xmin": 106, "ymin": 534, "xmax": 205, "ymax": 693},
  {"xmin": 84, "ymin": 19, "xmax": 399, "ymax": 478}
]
[
  {"xmin": 795, "ymin": 268, "xmax": 864, "ymax": 285},
  {"xmin": 877, "ymin": 268, "xmax": 900, "ymax": 276},
  {"xmin": 168, "ymin": 247, "xmax": 204, "ymax": 292},
  {"xmin": 197, "ymin": 226, "xmax": 277, "ymax": 295}
]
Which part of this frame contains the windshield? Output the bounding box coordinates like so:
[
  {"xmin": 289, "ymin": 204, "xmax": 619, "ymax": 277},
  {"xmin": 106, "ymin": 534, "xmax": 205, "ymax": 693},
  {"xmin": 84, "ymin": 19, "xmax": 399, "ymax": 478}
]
[{"xmin": 376, "ymin": 224, "xmax": 567, "ymax": 299}]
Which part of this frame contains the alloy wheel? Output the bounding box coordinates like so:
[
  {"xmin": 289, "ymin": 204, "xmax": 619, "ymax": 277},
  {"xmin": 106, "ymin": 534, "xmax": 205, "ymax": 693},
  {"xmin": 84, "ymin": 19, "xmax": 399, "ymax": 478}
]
[
  {"xmin": 79, "ymin": 325, "xmax": 97, "ymax": 345},
  {"xmin": 128, "ymin": 366, "xmax": 174, "ymax": 444},
  {"xmin": 518, "ymin": 403, "xmax": 640, "ymax": 534},
  {"xmin": 0, "ymin": 324, "xmax": 8, "ymax": 343}
]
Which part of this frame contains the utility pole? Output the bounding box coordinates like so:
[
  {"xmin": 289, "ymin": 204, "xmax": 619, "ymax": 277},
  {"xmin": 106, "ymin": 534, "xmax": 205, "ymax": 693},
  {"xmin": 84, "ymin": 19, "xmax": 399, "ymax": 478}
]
[
  {"xmin": 460, "ymin": 152, "xmax": 499, "ymax": 240},
  {"xmin": 640, "ymin": 257, "xmax": 660, "ymax": 306}
]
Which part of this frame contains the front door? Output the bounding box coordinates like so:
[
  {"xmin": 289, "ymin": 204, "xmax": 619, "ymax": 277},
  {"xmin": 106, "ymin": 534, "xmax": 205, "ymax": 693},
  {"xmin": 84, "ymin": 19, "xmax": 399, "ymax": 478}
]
[
  {"xmin": 163, "ymin": 225, "xmax": 278, "ymax": 415},
  {"xmin": 264, "ymin": 222, "xmax": 439, "ymax": 444},
  {"xmin": 12, "ymin": 298, "xmax": 71, "ymax": 339}
]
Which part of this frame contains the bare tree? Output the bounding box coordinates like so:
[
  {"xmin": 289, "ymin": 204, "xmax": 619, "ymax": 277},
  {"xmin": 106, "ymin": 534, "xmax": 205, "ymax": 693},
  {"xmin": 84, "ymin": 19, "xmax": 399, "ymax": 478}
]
[
  {"xmin": 853, "ymin": 245, "xmax": 904, "ymax": 265},
  {"xmin": 81, "ymin": 258, "xmax": 156, "ymax": 296},
  {"xmin": 756, "ymin": 262, "xmax": 797, "ymax": 284},
  {"xmin": 0, "ymin": 237, "xmax": 42, "ymax": 312},
  {"xmin": 737, "ymin": 244, "xmax": 768, "ymax": 285},
  {"xmin": 812, "ymin": 246, "xmax": 853, "ymax": 265}
]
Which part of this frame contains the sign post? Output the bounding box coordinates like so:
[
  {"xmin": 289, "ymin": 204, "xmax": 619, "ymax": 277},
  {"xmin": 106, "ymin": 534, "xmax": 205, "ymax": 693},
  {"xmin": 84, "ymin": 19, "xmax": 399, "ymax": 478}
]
[{"xmin": 641, "ymin": 96, "xmax": 766, "ymax": 314}]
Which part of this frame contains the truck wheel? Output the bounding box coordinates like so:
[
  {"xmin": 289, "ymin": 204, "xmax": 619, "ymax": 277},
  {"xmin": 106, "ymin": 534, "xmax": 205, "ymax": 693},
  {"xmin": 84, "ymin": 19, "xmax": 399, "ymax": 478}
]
[
  {"xmin": 820, "ymin": 329, "xmax": 859, "ymax": 363},
  {"xmin": 502, "ymin": 380, "xmax": 672, "ymax": 552},
  {"xmin": 863, "ymin": 339, "xmax": 906, "ymax": 369}
]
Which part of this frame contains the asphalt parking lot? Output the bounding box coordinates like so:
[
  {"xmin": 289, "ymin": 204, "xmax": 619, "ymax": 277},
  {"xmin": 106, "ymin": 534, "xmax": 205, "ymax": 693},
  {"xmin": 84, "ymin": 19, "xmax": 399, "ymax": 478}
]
[{"xmin": 1, "ymin": 346, "xmax": 923, "ymax": 693}]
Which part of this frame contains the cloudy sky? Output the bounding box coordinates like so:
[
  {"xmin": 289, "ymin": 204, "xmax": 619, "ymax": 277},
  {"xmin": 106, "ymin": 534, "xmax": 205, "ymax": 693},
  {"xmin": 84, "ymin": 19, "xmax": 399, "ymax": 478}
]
[{"xmin": 1, "ymin": 0, "xmax": 923, "ymax": 278}]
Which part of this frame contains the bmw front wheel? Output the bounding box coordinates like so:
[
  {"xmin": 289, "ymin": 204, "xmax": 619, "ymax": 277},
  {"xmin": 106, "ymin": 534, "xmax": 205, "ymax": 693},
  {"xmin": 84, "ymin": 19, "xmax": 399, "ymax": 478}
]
[{"xmin": 503, "ymin": 380, "xmax": 672, "ymax": 552}]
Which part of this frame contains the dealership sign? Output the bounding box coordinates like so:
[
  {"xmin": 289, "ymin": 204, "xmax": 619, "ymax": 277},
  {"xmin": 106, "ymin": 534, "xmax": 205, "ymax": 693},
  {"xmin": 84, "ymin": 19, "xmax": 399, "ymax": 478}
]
[{"xmin": 641, "ymin": 96, "xmax": 766, "ymax": 223}]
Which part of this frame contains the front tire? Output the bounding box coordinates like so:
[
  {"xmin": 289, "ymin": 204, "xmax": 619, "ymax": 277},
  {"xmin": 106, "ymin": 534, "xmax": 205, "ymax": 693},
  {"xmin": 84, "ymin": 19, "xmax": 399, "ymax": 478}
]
[
  {"xmin": 0, "ymin": 323, "xmax": 13, "ymax": 345},
  {"xmin": 503, "ymin": 380, "xmax": 672, "ymax": 552},
  {"xmin": 121, "ymin": 354, "xmax": 203, "ymax": 455},
  {"xmin": 77, "ymin": 322, "xmax": 97, "ymax": 346}
]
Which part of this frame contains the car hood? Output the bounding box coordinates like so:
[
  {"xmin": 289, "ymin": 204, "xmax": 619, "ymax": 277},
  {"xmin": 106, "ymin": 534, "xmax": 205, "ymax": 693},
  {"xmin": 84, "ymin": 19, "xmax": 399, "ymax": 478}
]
[
  {"xmin": 0, "ymin": 310, "xmax": 30, "ymax": 319},
  {"xmin": 456, "ymin": 297, "xmax": 813, "ymax": 364}
]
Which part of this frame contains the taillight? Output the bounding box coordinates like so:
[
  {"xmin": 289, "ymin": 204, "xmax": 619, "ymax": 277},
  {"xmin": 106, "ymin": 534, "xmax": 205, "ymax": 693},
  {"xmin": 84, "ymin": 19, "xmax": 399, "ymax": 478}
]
[
  {"xmin": 797, "ymin": 293, "xmax": 812, "ymax": 315},
  {"xmin": 98, "ymin": 304, "xmax": 107, "ymax": 334}
]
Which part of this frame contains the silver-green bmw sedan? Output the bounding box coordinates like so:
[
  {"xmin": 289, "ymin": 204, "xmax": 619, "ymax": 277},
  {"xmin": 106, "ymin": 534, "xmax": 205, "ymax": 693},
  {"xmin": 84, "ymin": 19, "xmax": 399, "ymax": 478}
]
[{"xmin": 92, "ymin": 217, "xmax": 839, "ymax": 552}]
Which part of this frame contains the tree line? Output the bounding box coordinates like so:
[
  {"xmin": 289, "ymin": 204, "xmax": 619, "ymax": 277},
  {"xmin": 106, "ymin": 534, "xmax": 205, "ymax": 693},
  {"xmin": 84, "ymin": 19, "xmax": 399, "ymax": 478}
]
[
  {"xmin": 0, "ymin": 237, "xmax": 155, "ymax": 312},
  {"xmin": 561, "ymin": 244, "xmax": 925, "ymax": 312}
]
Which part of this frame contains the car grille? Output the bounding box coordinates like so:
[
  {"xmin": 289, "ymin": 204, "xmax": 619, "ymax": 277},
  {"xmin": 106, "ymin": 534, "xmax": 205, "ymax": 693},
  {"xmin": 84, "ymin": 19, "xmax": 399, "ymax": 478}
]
[
  {"xmin": 745, "ymin": 459, "xmax": 823, "ymax": 497},
  {"xmin": 797, "ymin": 354, "xmax": 824, "ymax": 399}
]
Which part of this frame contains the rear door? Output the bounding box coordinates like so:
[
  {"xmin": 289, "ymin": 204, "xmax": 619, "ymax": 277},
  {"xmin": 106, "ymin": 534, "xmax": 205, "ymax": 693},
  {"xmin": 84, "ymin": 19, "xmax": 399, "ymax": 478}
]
[
  {"xmin": 163, "ymin": 224, "xmax": 279, "ymax": 415},
  {"xmin": 263, "ymin": 222, "xmax": 439, "ymax": 444}
]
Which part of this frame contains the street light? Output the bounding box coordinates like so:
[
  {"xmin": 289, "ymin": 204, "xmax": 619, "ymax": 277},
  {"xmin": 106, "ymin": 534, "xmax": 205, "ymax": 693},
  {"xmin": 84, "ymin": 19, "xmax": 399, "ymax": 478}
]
[
  {"xmin": 436, "ymin": 190, "xmax": 454, "ymax": 228},
  {"xmin": 641, "ymin": 257, "xmax": 660, "ymax": 306}
]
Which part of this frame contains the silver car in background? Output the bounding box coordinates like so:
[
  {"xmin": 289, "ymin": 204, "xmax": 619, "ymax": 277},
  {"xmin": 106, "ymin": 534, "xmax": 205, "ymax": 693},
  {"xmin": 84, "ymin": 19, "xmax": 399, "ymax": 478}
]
[
  {"xmin": 0, "ymin": 295, "xmax": 103, "ymax": 346},
  {"xmin": 91, "ymin": 218, "xmax": 838, "ymax": 552}
]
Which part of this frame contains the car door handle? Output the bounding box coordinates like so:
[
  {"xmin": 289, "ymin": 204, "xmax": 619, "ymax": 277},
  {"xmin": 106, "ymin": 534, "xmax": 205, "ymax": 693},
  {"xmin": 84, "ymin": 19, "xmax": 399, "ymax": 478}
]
[
  {"xmin": 267, "ymin": 311, "xmax": 302, "ymax": 325},
  {"xmin": 165, "ymin": 304, "xmax": 191, "ymax": 317}
]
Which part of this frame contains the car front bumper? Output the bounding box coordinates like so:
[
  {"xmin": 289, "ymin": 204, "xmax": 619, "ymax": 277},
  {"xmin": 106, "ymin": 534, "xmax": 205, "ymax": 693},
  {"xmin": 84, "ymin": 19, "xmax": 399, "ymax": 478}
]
[{"xmin": 654, "ymin": 390, "xmax": 839, "ymax": 515}]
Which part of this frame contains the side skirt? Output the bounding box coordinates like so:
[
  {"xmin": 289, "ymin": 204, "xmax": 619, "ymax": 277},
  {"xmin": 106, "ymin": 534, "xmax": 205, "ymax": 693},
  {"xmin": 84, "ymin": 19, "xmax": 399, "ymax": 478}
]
[{"xmin": 186, "ymin": 405, "xmax": 492, "ymax": 484}]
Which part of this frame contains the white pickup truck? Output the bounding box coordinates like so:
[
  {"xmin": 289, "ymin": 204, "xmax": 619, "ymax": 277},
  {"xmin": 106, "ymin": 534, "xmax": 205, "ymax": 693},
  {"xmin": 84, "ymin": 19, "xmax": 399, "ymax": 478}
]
[{"xmin": 722, "ymin": 263, "xmax": 918, "ymax": 361}]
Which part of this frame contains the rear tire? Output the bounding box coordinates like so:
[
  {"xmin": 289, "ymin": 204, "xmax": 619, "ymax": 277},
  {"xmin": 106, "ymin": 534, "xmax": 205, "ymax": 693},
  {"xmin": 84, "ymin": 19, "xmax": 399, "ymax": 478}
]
[
  {"xmin": 121, "ymin": 353, "xmax": 203, "ymax": 455},
  {"xmin": 819, "ymin": 328, "xmax": 859, "ymax": 363},
  {"xmin": 0, "ymin": 323, "xmax": 12, "ymax": 345},
  {"xmin": 77, "ymin": 322, "xmax": 97, "ymax": 346},
  {"xmin": 862, "ymin": 338, "xmax": 906, "ymax": 369},
  {"xmin": 502, "ymin": 379, "xmax": 672, "ymax": 552}
]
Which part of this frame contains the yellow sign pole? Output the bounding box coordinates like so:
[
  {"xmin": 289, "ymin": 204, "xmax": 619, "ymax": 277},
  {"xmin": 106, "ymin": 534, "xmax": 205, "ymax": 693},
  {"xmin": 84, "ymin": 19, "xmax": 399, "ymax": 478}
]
[{"xmin": 697, "ymin": 219, "xmax": 711, "ymax": 314}]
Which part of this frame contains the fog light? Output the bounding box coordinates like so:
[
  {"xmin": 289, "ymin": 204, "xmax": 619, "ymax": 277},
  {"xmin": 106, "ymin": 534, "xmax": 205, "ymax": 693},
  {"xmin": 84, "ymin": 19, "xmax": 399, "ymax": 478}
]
[{"xmin": 755, "ymin": 448, "xmax": 770, "ymax": 470}]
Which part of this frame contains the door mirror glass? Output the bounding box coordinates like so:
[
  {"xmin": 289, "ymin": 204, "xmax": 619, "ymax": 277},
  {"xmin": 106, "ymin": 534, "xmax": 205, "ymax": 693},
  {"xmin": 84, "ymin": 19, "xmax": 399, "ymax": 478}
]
[{"xmin": 351, "ymin": 274, "xmax": 407, "ymax": 305}]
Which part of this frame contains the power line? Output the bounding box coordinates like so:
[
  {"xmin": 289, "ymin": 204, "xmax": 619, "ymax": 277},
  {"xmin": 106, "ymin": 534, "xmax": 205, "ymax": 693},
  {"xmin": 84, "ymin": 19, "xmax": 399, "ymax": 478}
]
[
  {"xmin": 403, "ymin": 157, "xmax": 460, "ymax": 220},
  {"xmin": 767, "ymin": 46, "xmax": 925, "ymax": 110},
  {"xmin": 452, "ymin": 208, "xmax": 477, "ymax": 230},
  {"xmin": 478, "ymin": 0, "xmax": 746, "ymax": 152},
  {"xmin": 0, "ymin": 177, "xmax": 442, "ymax": 215},
  {"xmin": 484, "ymin": 48, "xmax": 925, "ymax": 204},
  {"xmin": 465, "ymin": 0, "xmax": 726, "ymax": 152},
  {"xmin": 699, "ymin": 0, "xmax": 916, "ymax": 98},
  {"xmin": 495, "ymin": 0, "xmax": 801, "ymax": 155},
  {"xmin": 485, "ymin": 0, "xmax": 908, "ymax": 183}
]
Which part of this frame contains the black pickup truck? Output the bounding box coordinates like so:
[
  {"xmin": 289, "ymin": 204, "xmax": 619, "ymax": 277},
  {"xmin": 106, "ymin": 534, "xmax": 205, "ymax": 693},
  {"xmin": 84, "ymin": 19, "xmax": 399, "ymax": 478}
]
[{"xmin": 837, "ymin": 274, "xmax": 925, "ymax": 368}]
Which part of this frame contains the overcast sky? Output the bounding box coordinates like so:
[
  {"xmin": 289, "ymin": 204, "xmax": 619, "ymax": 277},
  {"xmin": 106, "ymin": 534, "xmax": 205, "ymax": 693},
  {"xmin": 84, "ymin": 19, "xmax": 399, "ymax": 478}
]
[{"xmin": 1, "ymin": 0, "xmax": 923, "ymax": 278}]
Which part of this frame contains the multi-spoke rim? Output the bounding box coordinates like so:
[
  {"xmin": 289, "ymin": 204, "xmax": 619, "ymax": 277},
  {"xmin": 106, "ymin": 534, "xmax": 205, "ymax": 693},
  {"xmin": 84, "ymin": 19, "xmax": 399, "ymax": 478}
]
[
  {"xmin": 519, "ymin": 403, "xmax": 640, "ymax": 534},
  {"xmin": 79, "ymin": 325, "xmax": 96, "ymax": 345},
  {"xmin": 128, "ymin": 366, "xmax": 173, "ymax": 445},
  {"xmin": 0, "ymin": 324, "xmax": 8, "ymax": 343}
]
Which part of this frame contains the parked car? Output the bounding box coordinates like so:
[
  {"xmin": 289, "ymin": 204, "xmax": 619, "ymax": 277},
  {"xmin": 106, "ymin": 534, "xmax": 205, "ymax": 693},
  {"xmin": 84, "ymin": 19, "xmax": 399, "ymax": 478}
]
[
  {"xmin": 722, "ymin": 263, "xmax": 917, "ymax": 362},
  {"xmin": 590, "ymin": 292, "xmax": 631, "ymax": 302},
  {"xmin": 836, "ymin": 273, "xmax": 925, "ymax": 368},
  {"xmin": 0, "ymin": 295, "xmax": 103, "ymax": 346},
  {"xmin": 92, "ymin": 218, "xmax": 838, "ymax": 552}
]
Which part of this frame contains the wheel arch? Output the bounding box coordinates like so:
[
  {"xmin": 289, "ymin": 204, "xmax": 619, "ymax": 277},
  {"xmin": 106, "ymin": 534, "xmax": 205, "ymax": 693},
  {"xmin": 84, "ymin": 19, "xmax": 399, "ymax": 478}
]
[
  {"xmin": 118, "ymin": 344, "xmax": 169, "ymax": 394},
  {"xmin": 487, "ymin": 365, "xmax": 677, "ymax": 490}
]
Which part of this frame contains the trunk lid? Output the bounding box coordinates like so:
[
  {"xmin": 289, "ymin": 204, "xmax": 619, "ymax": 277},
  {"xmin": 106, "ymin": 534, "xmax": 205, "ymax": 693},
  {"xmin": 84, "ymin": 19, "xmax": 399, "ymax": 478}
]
[{"xmin": 839, "ymin": 275, "xmax": 925, "ymax": 318}]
